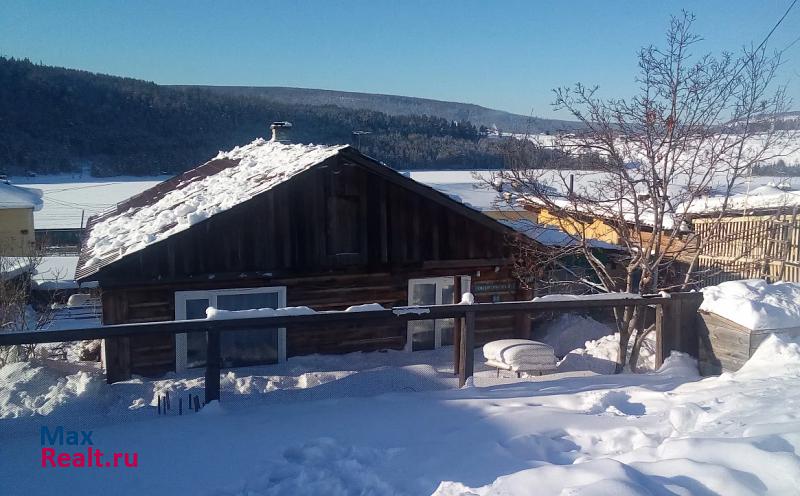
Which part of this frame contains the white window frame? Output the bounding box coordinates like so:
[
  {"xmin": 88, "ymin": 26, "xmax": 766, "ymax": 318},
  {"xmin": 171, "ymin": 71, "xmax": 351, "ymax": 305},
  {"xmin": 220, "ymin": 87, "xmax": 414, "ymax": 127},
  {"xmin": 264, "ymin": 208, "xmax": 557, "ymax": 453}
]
[
  {"xmin": 406, "ymin": 276, "xmax": 470, "ymax": 351},
  {"xmin": 174, "ymin": 286, "xmax": 287, "ymax": 371}
]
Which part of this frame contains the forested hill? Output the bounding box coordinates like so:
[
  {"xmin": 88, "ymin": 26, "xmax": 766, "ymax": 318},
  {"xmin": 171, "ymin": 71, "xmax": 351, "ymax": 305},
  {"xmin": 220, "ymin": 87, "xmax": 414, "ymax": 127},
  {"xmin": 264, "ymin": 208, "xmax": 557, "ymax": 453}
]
[
  {"xmin": 0, "ymin": 57, "xmax": 566, "ymax": 176},
  {"xmin": 177, "ymin": 85, "xmax": 579, "ymax": 135}
]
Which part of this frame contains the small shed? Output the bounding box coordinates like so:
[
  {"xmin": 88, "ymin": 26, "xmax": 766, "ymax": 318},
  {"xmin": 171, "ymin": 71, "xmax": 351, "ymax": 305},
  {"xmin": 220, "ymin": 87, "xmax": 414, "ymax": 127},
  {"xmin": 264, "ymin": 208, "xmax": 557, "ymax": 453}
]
[
  {"xmin": 697, "ymin": 279, "xmax": 800, "ymax": 374},
  {"xmin": 76, "ymin": 139, "xmax": 539, "ymax": 381}
]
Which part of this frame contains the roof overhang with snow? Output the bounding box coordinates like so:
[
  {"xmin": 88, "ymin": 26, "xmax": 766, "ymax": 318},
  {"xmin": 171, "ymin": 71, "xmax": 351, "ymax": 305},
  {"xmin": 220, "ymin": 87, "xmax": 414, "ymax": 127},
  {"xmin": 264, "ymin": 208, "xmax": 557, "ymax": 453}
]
[
  {"xmin": 0, "ymin": 182, "xmax": 43, "ymax": 210},
  {"xmin": 499, "ymin": 218, "xmax": 626, "ymax": 251}
]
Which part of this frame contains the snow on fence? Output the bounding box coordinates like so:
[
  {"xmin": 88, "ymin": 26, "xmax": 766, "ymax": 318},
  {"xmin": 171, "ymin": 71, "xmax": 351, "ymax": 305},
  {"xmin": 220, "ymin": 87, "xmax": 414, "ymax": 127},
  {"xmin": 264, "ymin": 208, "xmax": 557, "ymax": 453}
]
[{"xmin": 0, "ymin": 293, "xmax": 702, "ymax": 404}]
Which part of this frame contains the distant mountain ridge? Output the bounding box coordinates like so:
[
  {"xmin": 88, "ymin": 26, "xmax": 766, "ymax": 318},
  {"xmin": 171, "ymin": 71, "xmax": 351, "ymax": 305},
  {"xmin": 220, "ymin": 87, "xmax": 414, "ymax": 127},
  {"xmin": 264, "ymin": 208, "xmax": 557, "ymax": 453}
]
[
  {"xmin": 0, "ymin": 56, "xmax": 558, "ymax": 175},
  {"xmin": 172, "ymin": 85, "xmax": 580, "ymax": 134}
]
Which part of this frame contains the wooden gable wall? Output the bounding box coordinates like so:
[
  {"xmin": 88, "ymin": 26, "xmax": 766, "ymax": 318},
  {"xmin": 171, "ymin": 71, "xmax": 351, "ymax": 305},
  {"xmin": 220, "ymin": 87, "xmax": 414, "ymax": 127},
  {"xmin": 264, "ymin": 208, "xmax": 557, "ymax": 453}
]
[{"xmin": 93, "ymin": 155, "xmax": 510, "ymax": 285}]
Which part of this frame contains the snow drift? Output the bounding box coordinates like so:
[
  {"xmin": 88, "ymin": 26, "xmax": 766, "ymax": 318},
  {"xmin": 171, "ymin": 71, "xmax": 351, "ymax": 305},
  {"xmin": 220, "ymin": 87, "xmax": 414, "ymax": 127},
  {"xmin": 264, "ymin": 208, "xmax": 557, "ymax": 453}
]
[
  {"xmin": 2, "ymin": 330, "xmax": 800, "ymax": 495},
  {"xmin": 700, "ymin": 279, "xmax": 800, "ymax": 330}
]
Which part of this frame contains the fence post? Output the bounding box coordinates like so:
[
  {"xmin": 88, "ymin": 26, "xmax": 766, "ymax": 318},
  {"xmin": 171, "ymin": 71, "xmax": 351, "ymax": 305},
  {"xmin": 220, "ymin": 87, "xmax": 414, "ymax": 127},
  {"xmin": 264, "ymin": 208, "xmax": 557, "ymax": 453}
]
[
  {"xmin": 453, "ymin": 277, "xmax": 462, "ymax": 376},
  {"xmin": 205, "ymin": 329, "xmax": 221, "ymax": 404},
  {"xmin": 655, "ymin": 301, "xmax": 668, "ymax": 367},
  {"xmin": 104, "ymin": 336, "xmax": 132, "ymax": 383},
  {"xmin": 459, "ymin": 311, "xmax": 475, "ymax": 387},
  {"xmin": 656, "ymin": 292, "xmax": 704, "ymax": 367}
]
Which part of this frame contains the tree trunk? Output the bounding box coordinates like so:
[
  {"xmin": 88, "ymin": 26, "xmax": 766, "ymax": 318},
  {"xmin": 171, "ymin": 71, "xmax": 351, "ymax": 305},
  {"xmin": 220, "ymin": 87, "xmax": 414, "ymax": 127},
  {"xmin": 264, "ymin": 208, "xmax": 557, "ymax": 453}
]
[{"xmin": 615, "ymin": 332, "xmax": 628, "ymax": 374}]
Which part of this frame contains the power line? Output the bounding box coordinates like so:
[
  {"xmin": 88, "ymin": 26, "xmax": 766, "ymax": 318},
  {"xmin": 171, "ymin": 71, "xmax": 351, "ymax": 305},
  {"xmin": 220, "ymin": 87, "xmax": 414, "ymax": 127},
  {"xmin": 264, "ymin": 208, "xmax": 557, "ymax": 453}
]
[
  {"xmin": 758, "ymin": 0, "xmax": 798, "ymax": 55},
  {"xmin": 779, "ymin": 32, "xmax": 800, "ymax": 55},
  {"xmin": 706, "ymin": 0, "xmax": 798, "ymax": 119}
]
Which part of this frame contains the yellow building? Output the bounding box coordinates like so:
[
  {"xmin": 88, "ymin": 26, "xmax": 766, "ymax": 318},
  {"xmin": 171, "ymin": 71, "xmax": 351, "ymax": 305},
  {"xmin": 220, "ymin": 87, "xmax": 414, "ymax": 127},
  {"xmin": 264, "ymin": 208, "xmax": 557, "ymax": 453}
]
[
  {"xmin": 529, "ymin": 206, "xmax": 621, "ymax": 245},
  {"xmin": 0, "ymin": 181, "xmax": 42, "ymax": 256},
  {"xmin": 527, "ymin": 204, "xmax": 692, "ymax": 261}
]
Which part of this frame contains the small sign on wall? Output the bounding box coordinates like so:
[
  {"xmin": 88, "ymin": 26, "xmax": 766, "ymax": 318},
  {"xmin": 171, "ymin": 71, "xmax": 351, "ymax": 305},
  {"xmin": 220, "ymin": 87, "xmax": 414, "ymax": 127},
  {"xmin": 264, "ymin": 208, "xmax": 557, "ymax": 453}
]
[{"xmin": 472, "ymin": 280, "xmax": 517, "ymax": 294}]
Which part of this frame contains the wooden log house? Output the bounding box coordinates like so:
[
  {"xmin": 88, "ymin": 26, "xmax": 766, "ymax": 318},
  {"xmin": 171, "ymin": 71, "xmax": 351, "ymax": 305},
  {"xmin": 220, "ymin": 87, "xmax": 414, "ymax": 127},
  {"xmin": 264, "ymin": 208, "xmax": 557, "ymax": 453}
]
[{"xmin": 76, "ymin": 139, "xmax": 537, "ymax": 382}]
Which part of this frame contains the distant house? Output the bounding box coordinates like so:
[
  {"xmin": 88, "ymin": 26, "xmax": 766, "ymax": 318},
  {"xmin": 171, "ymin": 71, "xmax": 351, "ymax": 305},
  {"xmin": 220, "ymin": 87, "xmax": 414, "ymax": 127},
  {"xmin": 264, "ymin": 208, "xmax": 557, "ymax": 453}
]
[
  {"xmin": 0, "ymin": 181, "xmax": 42, "ymax": 256},
  {"xmin": 525, "ymin": 203, "xmax": 690, "ymax": 257},
  {"xmin": 76, "ymin": 139, "xmax": 537, "ymax": 381}
]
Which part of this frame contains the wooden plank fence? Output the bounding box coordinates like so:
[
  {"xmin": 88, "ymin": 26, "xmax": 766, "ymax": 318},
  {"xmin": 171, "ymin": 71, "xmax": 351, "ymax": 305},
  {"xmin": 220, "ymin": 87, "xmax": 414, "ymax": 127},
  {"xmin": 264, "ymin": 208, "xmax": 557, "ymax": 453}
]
[
  {"xmin": 0, "ymin": 293, "xmax": 702, "ymax": 404},
  {"xmin": 693, "ymin": 211, "xmax": 800, "ymax": 285}
]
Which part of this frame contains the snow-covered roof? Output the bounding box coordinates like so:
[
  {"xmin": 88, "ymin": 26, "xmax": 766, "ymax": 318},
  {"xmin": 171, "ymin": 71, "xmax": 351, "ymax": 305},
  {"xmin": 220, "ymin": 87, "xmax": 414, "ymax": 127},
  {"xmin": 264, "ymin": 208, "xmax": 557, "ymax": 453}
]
[
  {"xmin": 0, "ymin": 182, "xmax": 42, "ymax": 210},
  {"xmin": 406, "ymin": 170, "xmax": 500, "ymax": 184},
  {"xmin": 425, "ymin": 183, "xmax": 506, "ymax": 212},
  {"xmin": 32, "ymin": 256, "xmax": 97, "ymax": 290},
  {"xmin": 687, "ymin": 184, "xmax": 800, "ymax": 216},
  {"xmin": 78, "ymin": 139, "xmax": 347, "ymax": 277},
  {"xmin": 500, "ymin": 218, "xmax": 624, "ymax": 251},
  {"xmin": 404, "ymin": 171, "xmax": 511, "ymax": 212},
  {"xmin": 0, "ymin": 257, "xmax": 33, "ymax": 280}
]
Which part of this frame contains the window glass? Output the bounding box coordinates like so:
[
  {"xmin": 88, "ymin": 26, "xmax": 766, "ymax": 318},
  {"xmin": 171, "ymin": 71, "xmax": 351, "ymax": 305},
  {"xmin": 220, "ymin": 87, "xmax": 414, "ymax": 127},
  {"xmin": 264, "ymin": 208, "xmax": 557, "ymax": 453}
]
[
  {"xmin": 409, "ymin": 282, "xmax": 438, "ymax": 350},
  {"xmin": 409, "ymin": 320, "xmax": 436, "ymax": 351},
  {"xmin": 439, "ymin": 281, "xmax": 456, "ymax": 346},
  {"xmin": 407, "ymin": 278, "xmax": 462, "ymax": 350},
  {"xmin": 217, "ymin": 292, "xmax": 280, "ymax": 368},
  {"xmin": 440, "ymin": 282, "xmax": 455, "ymax": 305},
  {"xmin": 185, "ymin": 298, "xmax": 210, "ymax": 319},
  {"xmin": 411, "ymin": 283, "xmax": 437, "ymax": 306},
  {"xmin": 217, "ymin": 292, "xmax": 278, "ymax": 311},
  {"xmin": 185, "ymin": 298, "xmax": 210, "ymax": 368}
]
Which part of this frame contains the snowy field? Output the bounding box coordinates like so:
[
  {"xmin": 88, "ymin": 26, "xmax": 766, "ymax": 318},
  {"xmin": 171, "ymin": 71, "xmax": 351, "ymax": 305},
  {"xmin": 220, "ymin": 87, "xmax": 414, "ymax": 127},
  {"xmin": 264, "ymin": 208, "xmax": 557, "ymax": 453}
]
[
  {"xmin": 406, "ymin": 168, "xmax": 800, "ymax": 213},
  {"xmin": 1, "ymin": 333, "xmax": 800, "ymax": 495},
  {"xmin": 6, "ymin": 163, "xmax": 797, "ymax": 231},
  {"xmin": 10, "ymin": 173, "xmax": 170, "ymax": 229}
]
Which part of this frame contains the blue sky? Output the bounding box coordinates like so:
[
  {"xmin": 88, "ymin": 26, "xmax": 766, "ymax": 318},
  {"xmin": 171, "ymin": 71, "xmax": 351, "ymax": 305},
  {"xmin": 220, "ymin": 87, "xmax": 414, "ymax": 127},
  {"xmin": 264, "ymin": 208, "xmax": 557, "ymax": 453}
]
[{"xmin": 1, "ymin": 0, "xmax": 799, "ymax": 119}]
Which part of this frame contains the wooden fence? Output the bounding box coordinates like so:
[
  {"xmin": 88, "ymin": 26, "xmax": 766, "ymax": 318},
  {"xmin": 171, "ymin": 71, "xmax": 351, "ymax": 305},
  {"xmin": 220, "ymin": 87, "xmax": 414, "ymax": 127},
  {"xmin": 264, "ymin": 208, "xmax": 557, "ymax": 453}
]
[
  {"xmin": 693, "ymin": 211, "xmax": 800, "ymax": 285},
  {"xmin": 0, "ymin": 293, "xmax": 702, "ymax": 404}
]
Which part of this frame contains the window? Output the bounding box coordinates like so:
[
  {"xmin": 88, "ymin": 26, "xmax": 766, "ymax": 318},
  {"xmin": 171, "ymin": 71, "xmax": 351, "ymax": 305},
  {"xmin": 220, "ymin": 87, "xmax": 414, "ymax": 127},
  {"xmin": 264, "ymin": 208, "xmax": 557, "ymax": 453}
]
[
  {"xmin": 174, "ymin": 287, "xmax": 287, "ymax": 371},
  {"xmin": 406, "ymin": 276, "xmax": 470, "ymax": 351}
]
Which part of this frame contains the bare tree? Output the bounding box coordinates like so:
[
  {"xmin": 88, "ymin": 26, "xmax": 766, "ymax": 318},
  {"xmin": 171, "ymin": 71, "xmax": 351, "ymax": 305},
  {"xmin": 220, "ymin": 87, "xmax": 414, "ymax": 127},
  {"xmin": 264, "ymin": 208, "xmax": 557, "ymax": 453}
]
[
  {"xmin": 494, "ymin": 12, "xmax": 797, "ymax": 371},
  {"xmin": 0, "ymin": 250, "xmax": 56, "ymax": 366}
]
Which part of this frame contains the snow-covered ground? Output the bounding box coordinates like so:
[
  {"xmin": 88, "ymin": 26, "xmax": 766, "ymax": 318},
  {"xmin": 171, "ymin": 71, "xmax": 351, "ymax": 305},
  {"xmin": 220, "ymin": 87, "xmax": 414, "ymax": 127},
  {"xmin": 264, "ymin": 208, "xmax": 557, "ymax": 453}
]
[
  {"xmin": 3, "ymin": 282, "xmax": 800, "ymax": 494},
  {"xmin": 1, "ymin": 332, "xmax": 799, "ymax": 495},
  {"xmin": 437, "ymin": 336, "xmax": 800, "ymax": 495}
]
